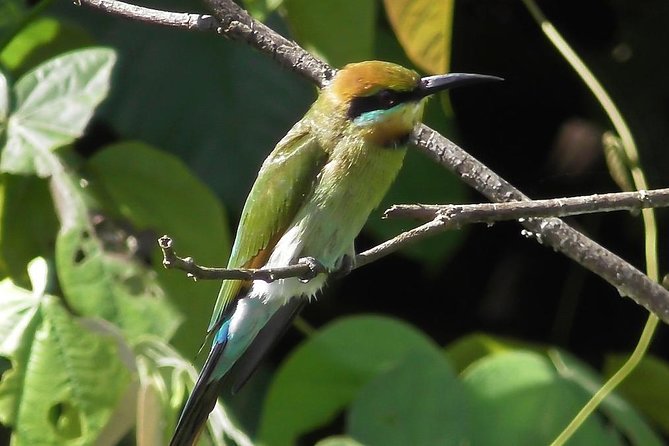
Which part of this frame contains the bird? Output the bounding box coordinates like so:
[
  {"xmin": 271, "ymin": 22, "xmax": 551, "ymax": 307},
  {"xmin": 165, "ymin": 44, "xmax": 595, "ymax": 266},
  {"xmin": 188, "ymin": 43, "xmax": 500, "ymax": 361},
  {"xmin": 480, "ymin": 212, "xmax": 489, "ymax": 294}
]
[{"xmin": 170, "ymin": 60, "xmax": 500, "ymax": 445}]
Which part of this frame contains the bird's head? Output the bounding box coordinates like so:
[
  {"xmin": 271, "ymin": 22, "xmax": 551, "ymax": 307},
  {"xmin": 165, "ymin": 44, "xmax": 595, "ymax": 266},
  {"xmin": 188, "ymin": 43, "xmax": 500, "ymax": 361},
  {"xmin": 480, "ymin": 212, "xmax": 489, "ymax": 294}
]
[{"xmin": 322, "ymin": 60, "xmax": 500, "ymax": 146}]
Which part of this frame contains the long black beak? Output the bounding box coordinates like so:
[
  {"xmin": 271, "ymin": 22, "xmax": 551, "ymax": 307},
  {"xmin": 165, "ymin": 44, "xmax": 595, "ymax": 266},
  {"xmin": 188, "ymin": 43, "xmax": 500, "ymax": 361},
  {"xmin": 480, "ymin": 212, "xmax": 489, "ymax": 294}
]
[{"xmin": 418, "ymin": 73, "xmax": 503, "ymax": 98}]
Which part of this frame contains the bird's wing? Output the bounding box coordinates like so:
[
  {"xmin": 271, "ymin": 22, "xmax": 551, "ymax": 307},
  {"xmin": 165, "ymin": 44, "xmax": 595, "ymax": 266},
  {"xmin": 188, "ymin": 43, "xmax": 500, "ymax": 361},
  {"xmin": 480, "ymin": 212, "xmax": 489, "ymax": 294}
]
[{"xmin": 208, "ymin": 122, "xmax": 328, "ymax": 332}]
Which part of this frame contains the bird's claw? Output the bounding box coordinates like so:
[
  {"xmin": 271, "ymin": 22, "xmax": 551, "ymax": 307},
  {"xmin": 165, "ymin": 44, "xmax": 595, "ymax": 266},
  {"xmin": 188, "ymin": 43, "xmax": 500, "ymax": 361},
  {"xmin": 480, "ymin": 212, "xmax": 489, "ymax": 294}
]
[
  {"xmin": 297, "ymin": 256, "xmax": 326, "ymax": 283},
  {"xmin": 329, "ymin": 254, "xmax": 355, "ymax": 280}
]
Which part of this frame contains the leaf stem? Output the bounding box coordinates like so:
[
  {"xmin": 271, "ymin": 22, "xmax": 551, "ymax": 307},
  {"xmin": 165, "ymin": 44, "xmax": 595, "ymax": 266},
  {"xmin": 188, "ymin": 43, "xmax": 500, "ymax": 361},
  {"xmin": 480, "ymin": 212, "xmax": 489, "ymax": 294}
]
[{"xmin": 520, "ymin": 1, "xmax": 660, "ymax": 444}]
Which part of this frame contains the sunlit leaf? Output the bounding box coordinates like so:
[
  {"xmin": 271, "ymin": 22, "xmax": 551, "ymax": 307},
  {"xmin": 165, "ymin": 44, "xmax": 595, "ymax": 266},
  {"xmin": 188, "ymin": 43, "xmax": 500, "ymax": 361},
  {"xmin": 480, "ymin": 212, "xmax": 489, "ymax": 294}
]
[
  {"xmin": 383, "ymin": 0, "xmax": 454, "ymax": 74},
  {"xmin": 243, "ymin": 0, "xmax": 283, "ymax": 21},
  {"xmin": 462, "ymin": 351, "xmax": 627, "ymax": 445},
  {"xmin": 315, "ymin": 436, "xmax": 365, "ymax": 446},
  {"xmin": 52, "ymin": 166, "xmax": 180, "ymax": 343},
  {"xmin": 134, "ymin": 338, "xmax": 252, "ymax": 446},
  {"xmin": 0, "ymin": 69, "xmax": 8, "ymax": 136},
  {"xmin": 0, "ymin": 264, "xmax": 133, "ymax": 445},
  {"xmin": 0, "ymin": 17, "xmax": 95, "ymax": 77},
  {"xmin": 445, "ymin": 332, "xmax": 546, "ymax": 373},
  {"xmin": 85, "ymin": 141, "xmax": 231, "ymax": 356},
  {"xmin": 1, "ymin": 48, "xmax": 115, "ymax": 176}
]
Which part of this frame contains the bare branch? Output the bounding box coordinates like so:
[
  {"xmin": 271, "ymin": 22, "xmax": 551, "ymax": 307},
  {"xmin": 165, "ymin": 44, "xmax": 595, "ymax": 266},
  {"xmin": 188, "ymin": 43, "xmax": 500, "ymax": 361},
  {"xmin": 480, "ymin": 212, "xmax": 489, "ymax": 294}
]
[
  {"xmin": 202, "ymin": 0, "xmax": 335, "ymax": 87},
  {"xmin": 158, "ymin": 235, "xmax": 327, "ymax": 282},
  {"xmin": 76, "ymin": 0, "xmax": 218, "ymax": 30},
  {"xmin": 412, "ymin": 127, "xmax": 669, "ymax": 322},
  {"xmin": 79, "ymin": 0, "xmax": 669, "ymax": 324},
  {"xmin": 386, "ymin": 188, "xmax": 669, "ymax": 222}
]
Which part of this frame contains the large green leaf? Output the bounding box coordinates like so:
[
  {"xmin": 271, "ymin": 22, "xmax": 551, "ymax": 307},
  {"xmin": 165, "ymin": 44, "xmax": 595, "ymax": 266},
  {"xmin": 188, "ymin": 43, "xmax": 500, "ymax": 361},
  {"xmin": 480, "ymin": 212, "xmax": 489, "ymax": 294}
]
[
  {"xmin": 52, "ymin": 164, "xmax": 180, "ymax": 343},
  {"xmin": 85, "ymin": 141, "xmax": 231, "ymax": 356},
  {"xmin": 347, "ymin": 351, "xmax": 468, "ymax": 446},
  {"xmin": 556, "ymin": 350, "xmax": 662, "ymax": 445},
  {"xmin": 0, "ymin": 259, "xmax": 133, "ymax": 445},
  {"xmin": 0, "ymin": 174, "xmax": 59, "ymax": 282},
  {"xmin": 462, "ymin": 351, "xmax": 626, "ymax": 446},
  {"xmin": 383, "ymin": 0, "xmax": 454, "ymax": 74},
  {"xmin": 603, "ymin": 354, "xmax": 669, "ymax": 436},
  {"xmin": 0, "ymin": 17, "xmax": 95, "ymax": 77},
  {"xmin": 1, "ymin": 47, "xmax": 115, "ymax": 176},
  {"xmin": 283, "ymin": 0, "xmax": 376, "ymax": 67},
  {"xmin": 259, "ymin": 315, "xmax": 443, "ymax": 446}
]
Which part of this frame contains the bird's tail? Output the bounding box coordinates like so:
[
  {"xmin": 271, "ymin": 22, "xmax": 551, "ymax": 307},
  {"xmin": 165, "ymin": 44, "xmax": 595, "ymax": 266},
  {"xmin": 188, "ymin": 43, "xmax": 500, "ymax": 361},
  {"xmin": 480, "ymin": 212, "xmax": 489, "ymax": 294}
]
[
  {"xmin": 169, "ymin": 322, "xmax": 231, "ymax": 446},
  {"xmin": 170, "ymin": 298, "xmax": 304, "ymax": 446}
]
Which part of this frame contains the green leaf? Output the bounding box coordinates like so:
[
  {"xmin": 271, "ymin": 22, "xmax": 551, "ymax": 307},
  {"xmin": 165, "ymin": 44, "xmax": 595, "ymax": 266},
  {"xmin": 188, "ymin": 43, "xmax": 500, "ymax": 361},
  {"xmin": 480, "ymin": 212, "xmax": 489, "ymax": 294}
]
[
  {"xmin": 38, "ymin": 9, "xmax": 314, "ymax": 213},
  {"xmin": 0, "ymin": 174, "xmax": 59, "ymax": 282},
  {"xmin": 134, "ymin": 338, "xmax": 252, "ymax": 446},
  {"xmin": 0, "ymin": 17, "xmax": 95, "ymax": 77},
  {"xmin": 315, "ymin": 437, "xmax": 365, "ymax": 446},
  {"xmin": 0, "ymin": 262, "xmax": 133, "ymax": 445},
  {"xmin": 1, "ymin": 47, "xmax": 115, "ymax": 176},
  {"xmin": 556, "ymin": 350, "xmax": 662, "ymax": 445},
  {"xmin": 445, "ymin": 332, "xmax": 546, "ymax": 373},
  {"xmin": 383, "ymin": 0, "xmax": 454, "ymax": 74},
  {"xmin": 462, "ymin": 351, "xmax": 625, "ymax": 446},
  {"xmin": 52, "ymin": 167, "xmax": 180, "ymax": 343},
  {"xmin": 0, "ymin": 0, "xmax": 25, "ymax": 46},
  {"xmin": 243, "ymin": 0, "xmax": 283, "ymax": 21},
  {"xmin": 259, "ymin": 315, "xmax": 443, "ymax": 446},
  {"xmin": 604, "ymin": 354, "xmax": 669, "ymax": 435},
  {"xmin": 85, "ymin": 141, "xmax": 231, "ymax": 356},
  {"xmin": 348, "ymin": 351, "xmax": 468, "ymax": 446},
  {"xmin": 283, "ymin": 0, "xmax": 376, "ymax": 67}
]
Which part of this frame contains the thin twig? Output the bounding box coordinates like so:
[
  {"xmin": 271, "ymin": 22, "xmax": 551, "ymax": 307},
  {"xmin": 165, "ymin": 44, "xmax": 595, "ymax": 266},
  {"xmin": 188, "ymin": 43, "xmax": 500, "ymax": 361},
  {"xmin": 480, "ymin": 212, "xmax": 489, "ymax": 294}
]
[
  {"xmin": 158, "ymin": 235, "xmax": 326, "ymax": 282},
  {"xmin": 386, "ymin": 188, "xmax": 669, "ymax": 222},
  {"xmin": 78, "ymin": 0, "xmax": 669, "ymax": 324}
]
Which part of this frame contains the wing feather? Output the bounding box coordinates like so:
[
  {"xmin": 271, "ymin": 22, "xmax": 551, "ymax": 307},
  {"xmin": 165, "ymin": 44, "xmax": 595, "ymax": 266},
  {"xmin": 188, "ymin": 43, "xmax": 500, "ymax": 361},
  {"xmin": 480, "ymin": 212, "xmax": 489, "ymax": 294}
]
[{"xmin": 207, "ymin": 123, "xmax": 328, "ymax": 331}]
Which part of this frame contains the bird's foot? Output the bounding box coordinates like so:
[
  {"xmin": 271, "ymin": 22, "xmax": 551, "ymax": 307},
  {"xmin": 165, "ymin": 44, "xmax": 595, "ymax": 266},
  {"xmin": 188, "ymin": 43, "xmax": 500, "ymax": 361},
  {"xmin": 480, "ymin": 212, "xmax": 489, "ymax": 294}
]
[
  {"xmin": 297, "ymin": 256, "xmax": 327, "ymax": 283},
  {"xmin": 329, "ymin": 254, "xmax": 355, "ymax": 280}
]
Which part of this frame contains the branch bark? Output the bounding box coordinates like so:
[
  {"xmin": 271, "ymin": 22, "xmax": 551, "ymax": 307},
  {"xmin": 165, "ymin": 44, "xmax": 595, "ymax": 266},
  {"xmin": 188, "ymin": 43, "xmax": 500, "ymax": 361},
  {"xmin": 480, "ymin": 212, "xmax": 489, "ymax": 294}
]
[
  {"xmin": 76, "ymin": 0, "xmax": 669, "ymax": 324},
  {"xmin": 387, "ymin": 188, "xmax": 669, "ymax": 222}
]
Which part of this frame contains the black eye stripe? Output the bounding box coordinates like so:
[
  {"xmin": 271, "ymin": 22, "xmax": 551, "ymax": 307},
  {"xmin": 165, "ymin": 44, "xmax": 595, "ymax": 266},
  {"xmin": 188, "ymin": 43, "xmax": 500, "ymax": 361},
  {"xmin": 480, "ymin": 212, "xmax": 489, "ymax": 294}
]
[{"xmin": 347, "ymin": 88, "xmax": 419, "ymax": 119}]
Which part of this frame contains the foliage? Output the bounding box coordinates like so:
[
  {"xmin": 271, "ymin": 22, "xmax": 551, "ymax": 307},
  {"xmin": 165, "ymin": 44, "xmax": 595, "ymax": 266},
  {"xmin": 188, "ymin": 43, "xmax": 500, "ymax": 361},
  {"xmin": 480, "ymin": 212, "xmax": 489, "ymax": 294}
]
[{"xmin": 0, "ymin": 0, "xmax": 668, "ymax": 445}]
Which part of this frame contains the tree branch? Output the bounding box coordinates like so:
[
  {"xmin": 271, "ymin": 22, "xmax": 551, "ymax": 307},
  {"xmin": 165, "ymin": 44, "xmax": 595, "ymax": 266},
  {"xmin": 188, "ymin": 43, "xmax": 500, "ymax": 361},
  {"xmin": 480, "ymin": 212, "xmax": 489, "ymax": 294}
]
[
  {"xmin": 158, "ymin": 235, "xmax": 327, "ymax": 282},
  {"xmin": 75, "ymin": 0, "xmax": 218, "ymax": 30},
  {"xmin": 77, "ymin": 0, "xmax": 669, "ymax": 324},
  {"xmin": 386, "ymin": 188, "xmax": 669, "ymax": 222}
]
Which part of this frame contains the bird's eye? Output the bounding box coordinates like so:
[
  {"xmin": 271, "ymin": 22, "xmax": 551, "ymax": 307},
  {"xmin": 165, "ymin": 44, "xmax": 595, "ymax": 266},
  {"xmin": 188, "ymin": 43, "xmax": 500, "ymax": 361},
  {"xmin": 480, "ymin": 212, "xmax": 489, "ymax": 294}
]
[{"xmin": 377, "ymin": 89, "xmax": 396, "ymax": 108}]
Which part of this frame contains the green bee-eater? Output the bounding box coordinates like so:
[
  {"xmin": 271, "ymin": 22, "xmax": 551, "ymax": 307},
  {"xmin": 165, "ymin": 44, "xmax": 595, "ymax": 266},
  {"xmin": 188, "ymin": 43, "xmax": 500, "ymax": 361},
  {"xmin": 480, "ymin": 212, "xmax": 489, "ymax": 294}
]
[{"xmin": 170, "ymin": 60, "xmax": 499, "ymax": 445}]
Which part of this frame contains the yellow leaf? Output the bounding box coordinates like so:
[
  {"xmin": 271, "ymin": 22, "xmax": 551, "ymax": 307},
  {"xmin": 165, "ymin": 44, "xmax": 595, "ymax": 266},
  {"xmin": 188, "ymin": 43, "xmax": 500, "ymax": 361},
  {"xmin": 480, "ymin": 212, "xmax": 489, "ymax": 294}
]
[{"xmin": 383, "ymin": 0, "xmax": 454, "ymax": 74}]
